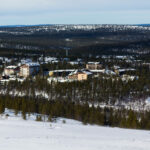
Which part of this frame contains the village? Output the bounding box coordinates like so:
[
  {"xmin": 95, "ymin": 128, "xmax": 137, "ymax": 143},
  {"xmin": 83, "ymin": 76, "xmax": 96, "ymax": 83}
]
[{"xmin": 0, "ymin": 56, "xmax": 139, "ymax": 84}]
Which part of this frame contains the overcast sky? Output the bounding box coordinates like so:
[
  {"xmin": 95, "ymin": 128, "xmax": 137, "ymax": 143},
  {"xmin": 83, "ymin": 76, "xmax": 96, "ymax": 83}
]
[{"xmin": 0, "ymin": 0, "xmax": 150, "ymax": 25}]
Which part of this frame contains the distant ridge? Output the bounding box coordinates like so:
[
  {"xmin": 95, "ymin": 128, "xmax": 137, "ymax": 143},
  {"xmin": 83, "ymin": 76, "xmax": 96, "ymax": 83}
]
[
  {"xmin": 0, "ymin": 24, "xmax": 53, "ymax": 28},
  {"xmin": 0, "ymin": 24, "xmax": 150, "ymax": 28},
  {"xmin": 136, "ymin": 24, "xmax": 150, "ymax": 27}
]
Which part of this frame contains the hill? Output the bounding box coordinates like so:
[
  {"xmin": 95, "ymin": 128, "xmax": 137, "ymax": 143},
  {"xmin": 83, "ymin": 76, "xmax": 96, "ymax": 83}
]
[{"xmin": 0, "ymin": 110, "xmax": 150, "ymax": 150}]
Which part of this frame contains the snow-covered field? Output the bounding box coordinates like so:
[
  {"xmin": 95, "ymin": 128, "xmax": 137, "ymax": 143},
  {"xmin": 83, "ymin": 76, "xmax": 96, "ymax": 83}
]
[{"xmin": 0, "ymin": 112, "xmax": 150, "ymax": 150}]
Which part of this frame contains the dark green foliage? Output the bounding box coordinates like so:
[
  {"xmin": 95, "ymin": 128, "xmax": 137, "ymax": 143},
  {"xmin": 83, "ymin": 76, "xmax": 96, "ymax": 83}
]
[
  {"xmin": 0, "ymin": 95, "xmax": 149, "ymax": 130},
  {"xmin": 0, "ymin": 99, "xmax": 5, "ymax": 114},
  {"xmin": 2, "ymin": 64, "xmax": 150, "ymax": 106},
  {"xmin": 62, "ymin": 120, "xmax": 66, "ymax": 124},
  {"xmin": 22, "ymin": 111, "xmax": 27, "ymax": 120},
  {"xmin": 36, "ymin": 115, "xmax": 42, "ymax": 122},
  {"xmin": 0, "ymin": 25, "xmax": 150, "ymax": 58}
]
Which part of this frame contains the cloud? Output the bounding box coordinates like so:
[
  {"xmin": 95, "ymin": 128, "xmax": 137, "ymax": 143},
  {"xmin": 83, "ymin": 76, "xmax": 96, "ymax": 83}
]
[
  {"xmin": 0, "ymin": 0, "xmax": 149, "ymax": 24},
  {"xmin": 0, "ymin": 0, "xmax": 150, "ymax": 13}
]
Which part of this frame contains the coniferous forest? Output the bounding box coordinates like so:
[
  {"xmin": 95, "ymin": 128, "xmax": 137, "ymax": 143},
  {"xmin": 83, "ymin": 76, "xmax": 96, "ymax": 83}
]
[
  {"xmin": 1, "ymin": 25, "xmax": 150, "ymax": 130},
  {"xmin": 1, "ymin": 95, "xmax": 150, "ymax": 130},
  {"xmin": 1, "ymin": 66, "xmax": 150, "ymax": 130}
]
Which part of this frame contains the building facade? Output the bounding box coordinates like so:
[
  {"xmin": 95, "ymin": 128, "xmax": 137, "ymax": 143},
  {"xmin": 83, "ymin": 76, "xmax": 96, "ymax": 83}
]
[
  {"xmin": 68, "ymin": 70, "xmax": 92, "ymax": 81},
  {"xmin": 19, "ymin": 63, "xmax": 40, "ymax": 78},
  {"xmin": 86, "ymin": 62, "xmax": 102, "ymax": 70},
  {"xmin": 4, "ymin": 66, "xmax": 19, "ymax": 76}
]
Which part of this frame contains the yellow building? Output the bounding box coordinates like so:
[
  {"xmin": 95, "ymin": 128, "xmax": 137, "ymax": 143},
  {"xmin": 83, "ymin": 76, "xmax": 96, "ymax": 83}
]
[{"xmin": 68, "ymin": 70, "xmax": 92, "ymax": 81}]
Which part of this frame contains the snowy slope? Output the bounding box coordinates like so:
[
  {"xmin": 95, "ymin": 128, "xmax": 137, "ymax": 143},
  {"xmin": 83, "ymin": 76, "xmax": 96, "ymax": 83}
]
[{"xmin": 0, "ymin": 113, "xmax": 150, "ymax": 150}]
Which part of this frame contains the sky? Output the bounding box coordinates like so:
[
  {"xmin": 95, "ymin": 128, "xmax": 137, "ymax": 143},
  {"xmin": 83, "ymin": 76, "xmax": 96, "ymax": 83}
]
[{"xmin": 0, "ymin": 0, "xmax": 150, "ymax": 25}]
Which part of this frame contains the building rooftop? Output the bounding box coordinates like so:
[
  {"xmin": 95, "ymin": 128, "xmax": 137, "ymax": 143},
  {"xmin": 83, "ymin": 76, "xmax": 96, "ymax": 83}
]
[
  {"xmin": 87, "ymin": 62, "xmax": 100, "ymax": 65},
  {"xmin": 6, "ymin": 66, "xmax": 17, "ymax": 69},
  {"xmin": 25, "ymin": 62, "xmax": 40, "ymax": 67},
  {"xmin": 69, "ymin": 70, "xmax": 92, "ymax": 76}
]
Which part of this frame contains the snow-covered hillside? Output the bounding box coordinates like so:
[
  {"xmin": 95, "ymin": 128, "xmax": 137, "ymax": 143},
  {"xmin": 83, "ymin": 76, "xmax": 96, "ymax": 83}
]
[
  {"xmin": 0, "ymin": 24, "xmax": 150, "ymax": 35},
  {"xmin": 0, "ymin": 112, "xmax": 150, "ymax": 150}
]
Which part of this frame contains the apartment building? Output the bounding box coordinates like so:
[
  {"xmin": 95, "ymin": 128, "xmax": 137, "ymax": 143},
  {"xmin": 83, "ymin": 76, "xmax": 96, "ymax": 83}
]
[
  {"xmin": 4, "ymin": 66, "xmax": 19, "ymax": 76},
  {"xmin": 19, "ymin": 63, "xmax": 40, "ymax": 78},
  {"xmin": 68, "ymin": 70, "xmax": 92, "ymax": 81}
]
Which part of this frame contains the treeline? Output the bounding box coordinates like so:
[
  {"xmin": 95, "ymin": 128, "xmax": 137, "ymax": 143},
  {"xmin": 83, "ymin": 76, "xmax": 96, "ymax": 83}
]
[
  {"xmin": 2, "ymin": 67, "xmax": 150, "ymax": 104},
  {"xmin": 0, "ymin": 95, "xmax": 150, "ymax": 130}
]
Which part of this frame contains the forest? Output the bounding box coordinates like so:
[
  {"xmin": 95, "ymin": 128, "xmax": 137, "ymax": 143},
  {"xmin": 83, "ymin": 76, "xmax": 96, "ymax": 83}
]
[
  {"xmin": 0, "ymin": 65, "xmax": 150, "ymax": 130},
  {"xmin": 0, "ymin": 25, "xmax": 150, "ymax": 58},
  {"xmin": 1, "ymin": 95, "xmax": 150, "ymax": 130},
  {"xmin": 1, "ymin": 25, "xmax": 150, "ymax": 130}
]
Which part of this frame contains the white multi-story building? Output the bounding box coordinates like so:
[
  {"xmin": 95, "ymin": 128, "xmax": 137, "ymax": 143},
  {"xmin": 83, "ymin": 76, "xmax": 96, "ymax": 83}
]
[
  {"xmin": 19, "ymin": 63, "xmax": 40, "ymax": 78},
  {"xmin": 4, "ymin": 66, "xmax": 19, "ymax": 76}
]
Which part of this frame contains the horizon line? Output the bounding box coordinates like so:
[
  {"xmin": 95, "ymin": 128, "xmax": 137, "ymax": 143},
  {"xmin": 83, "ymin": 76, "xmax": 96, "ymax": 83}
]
[{"xmin": 0, "ymin": 23, "xmax": 150, "ymax": 27}]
